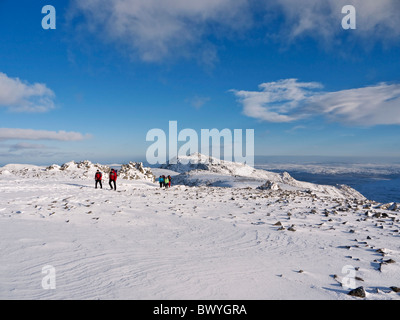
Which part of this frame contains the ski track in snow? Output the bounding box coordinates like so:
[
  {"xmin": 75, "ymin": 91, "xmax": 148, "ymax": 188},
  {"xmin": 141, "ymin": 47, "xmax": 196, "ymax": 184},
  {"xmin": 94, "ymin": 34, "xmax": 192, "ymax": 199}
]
[{"xmin": 1, "ymin": 174, "xmax": 400, "ymax": 299}]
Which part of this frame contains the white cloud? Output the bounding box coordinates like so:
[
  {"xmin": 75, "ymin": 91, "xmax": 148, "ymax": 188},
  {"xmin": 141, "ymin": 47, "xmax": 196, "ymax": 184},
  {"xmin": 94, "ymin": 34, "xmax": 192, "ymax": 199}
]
[
  {"xmin": 232, "ymin": 79, "xmax": 323, "ymax": 123},
  {"xmin": 68, "ymin": 0, "xmax": 251, "ymax": 63},
  {"xmin": 0, "ymin": 72, "xmax": 55, "ymax": 112},
  {"xmin": 308, "ymin": 83, "xmax": 400, "ymax": 126},
  {"xmin": 0, "ymin": 128, "xmax": 91, "ymax": 141},
  {"xmin": 271, "ymin": 0, "xmax": 400, "ymax": 45},
  {"xmin": 232, "ymin": 79, "xmax": 400, "ymax": 126}
]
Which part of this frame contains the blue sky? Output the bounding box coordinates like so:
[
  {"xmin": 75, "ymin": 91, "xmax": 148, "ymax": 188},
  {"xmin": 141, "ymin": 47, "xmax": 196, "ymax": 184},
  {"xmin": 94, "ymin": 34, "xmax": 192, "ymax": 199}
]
[{"xmin": 0, "ymin": 0, "xmax": 400, "ymax": 165}]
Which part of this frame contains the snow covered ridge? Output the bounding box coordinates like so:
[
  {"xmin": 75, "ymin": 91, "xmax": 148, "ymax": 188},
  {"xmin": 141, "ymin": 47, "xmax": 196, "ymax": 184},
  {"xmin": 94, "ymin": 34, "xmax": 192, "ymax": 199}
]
[
  {"xmin": 0, "ymin": 160, "xmax": 155, "ymax": 182},
  {"xmin": 162, "ymin": 153, "xmax": 367, "ymax": 201},
  {"xmin": 0, "ymin": 154, "xmax": 394, "ymax": 204},
  {"xmin": 160, "ymin": 152, "xmax": 255, "ymax": 176}
]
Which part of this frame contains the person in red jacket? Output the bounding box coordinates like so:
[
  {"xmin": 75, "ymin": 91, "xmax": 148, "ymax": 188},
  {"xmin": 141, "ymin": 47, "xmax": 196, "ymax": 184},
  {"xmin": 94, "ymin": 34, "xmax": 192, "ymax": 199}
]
[
  {"xmin": 109, "ymin": 169, "xmax": 117, "ymax": 191},
  {"xmin": 95, "ymin": 170, "xmax": 102, "ymax": 189}
]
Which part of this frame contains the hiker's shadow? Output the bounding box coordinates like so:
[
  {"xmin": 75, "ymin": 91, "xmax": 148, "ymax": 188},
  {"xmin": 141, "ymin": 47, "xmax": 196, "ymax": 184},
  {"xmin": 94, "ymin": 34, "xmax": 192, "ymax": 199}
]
[{"xmin": 64, "ymin": 183, "xmax": 92, "ymax": 189}]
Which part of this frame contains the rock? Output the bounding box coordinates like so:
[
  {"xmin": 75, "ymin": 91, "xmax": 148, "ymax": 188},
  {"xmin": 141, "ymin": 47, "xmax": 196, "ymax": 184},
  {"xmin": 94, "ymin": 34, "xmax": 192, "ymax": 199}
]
[
  {"xmin": 257, "ymin": 180, "xmax": 280, "ymax": 191},
  {"xmin": 373, "ymin": 212, "xmax": 381, "ymax": 218},
  {"xmin": 390, "ymin": 286, "xmax": 400, "ymax": 293},
  {"xmin": 380, "ymin": 202, "xmax": 399, "ymax": 211},
  {"xmin": 287, "ymin": 225, "xmax": 296, "ymax": 232},
  {"xmin": 348, "ymin": 286, "xmax": 366, "ymax": 298},
  {"xmin": 119, "ymin": 162, "xmax": 155, "ymax": 182},
  {"xmin": 376, "ymin": 248, "xmax": 386, "ymax": 256},
  {"xmin": 274, "ymin": 221, "xmax": 282, "ymax": 226}
]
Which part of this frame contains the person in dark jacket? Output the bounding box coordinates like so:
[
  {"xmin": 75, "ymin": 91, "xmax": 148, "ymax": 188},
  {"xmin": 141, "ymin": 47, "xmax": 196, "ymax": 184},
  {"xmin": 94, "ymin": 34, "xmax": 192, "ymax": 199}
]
[
  {"xmin": 109, "ymin": 169, "xmax": 117, "ymax": 190},
  {"xmin": 95, "ymin": 170, "xmax": 102, "ymax": 189}
]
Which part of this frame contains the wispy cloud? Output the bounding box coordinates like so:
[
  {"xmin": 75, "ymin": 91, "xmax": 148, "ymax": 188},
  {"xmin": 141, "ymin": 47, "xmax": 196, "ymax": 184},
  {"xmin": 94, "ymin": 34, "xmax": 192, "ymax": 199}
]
[
  {"xmin": 0, "ymin": 128, "xmax": 92, "ymax": 141},
  {"xmin": 67, "ymin": 0, "xmax": 400, "ymax": 65},
  {"xmin": 285, "ymin": 125, "xmax": 306, "ymax": 133},
  {"xmin": 0, "ymin": 72, "xmax": 55, "ymax": 112},
  {"xmin": 232, "ymin": 79, "xmax": 400, "ymax": 126},
  {"xmin": 8, "ymin": 142, "xmax": 52, "ymax": 152},
  {"xmin": 68, "ymin": 0, "xmax": 251, "ymax": 64},
  {"xmin": 231, "ymin": 79, "xmax": 323, "ymax": 123},
  {"xmin": 186, "ymin": 95, "xmax": 210, "ymax": 109},
  {"xmin": 269, "ymin": 0, "xmax": 400, "ymax": 47}
]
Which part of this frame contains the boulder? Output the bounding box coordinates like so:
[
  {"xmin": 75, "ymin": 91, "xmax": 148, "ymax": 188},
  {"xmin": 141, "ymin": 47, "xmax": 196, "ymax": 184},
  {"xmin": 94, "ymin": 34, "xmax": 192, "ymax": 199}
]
[{"xmin": 348, "ymin": 286, "xmax": 366, "ymax": 298}]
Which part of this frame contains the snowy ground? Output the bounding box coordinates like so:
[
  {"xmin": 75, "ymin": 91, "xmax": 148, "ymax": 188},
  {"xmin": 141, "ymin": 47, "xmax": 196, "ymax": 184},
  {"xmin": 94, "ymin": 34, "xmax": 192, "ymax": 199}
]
[{"xmin": 1, "ymin": 163, "xmax": 400, "ymax": 300}]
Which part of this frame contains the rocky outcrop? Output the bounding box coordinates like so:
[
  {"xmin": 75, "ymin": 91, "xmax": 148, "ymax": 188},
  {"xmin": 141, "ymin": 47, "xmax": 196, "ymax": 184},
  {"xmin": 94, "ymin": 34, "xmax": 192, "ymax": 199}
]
[{"xmin": 118, "ymin": 162, "xmax": 155, "ymax": 182}]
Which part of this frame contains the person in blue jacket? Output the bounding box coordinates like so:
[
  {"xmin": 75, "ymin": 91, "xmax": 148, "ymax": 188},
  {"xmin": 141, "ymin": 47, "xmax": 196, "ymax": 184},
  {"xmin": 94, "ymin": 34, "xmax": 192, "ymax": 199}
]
[{"xmin": 159, "ymin": 175, "xmax": 164, "ymax": 188}]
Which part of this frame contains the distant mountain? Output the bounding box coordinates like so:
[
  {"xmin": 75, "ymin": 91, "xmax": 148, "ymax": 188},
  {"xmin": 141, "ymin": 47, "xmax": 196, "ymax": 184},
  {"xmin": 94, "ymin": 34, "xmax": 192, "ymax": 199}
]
[
  {"xmin": 162, "ymin": 153, "xmax": 366, "ymax": 200},
  {"xmin": 0, "ymin": 160, "xmax": 155, "ymax": 182}
]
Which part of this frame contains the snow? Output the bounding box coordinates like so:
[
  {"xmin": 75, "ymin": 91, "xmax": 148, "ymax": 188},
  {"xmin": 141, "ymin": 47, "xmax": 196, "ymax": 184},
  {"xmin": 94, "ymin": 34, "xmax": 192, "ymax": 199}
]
[{"xmin": 1, "ymin": 155, "xmax": 399, "ymax": 300}]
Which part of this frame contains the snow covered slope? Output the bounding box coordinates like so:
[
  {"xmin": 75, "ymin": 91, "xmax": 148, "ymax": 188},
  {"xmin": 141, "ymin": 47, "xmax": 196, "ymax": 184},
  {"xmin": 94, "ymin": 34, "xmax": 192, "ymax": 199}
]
[
  {"xmin": 162, "ymin": 153, "xmax": 366, "ymax": 200},
  {"xmin": 1, "ymin": 154, "xmax": 399, "ymax": 300},
  {"xmin": 0, "ymin": 177, "xmax": 399, "ymax": 300}
]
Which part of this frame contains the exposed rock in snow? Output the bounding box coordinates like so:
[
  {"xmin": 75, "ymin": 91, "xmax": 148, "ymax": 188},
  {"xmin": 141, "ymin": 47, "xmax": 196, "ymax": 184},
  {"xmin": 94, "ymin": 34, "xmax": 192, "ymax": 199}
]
[
  {"xmin": 49, "ymin": 160, "xmax": 111, "ymax": 179},
  {"xmin": 118, "ymin": 162, "xmax": 155, "ymax": 182},
  {"xmin": 348, "ymin": 286, "xmax": 366, "ymax": 298},
  {"xmin": 380, "ymin": 202, "xmax": 399, "ymax": 211},
  {"xmin": 257, "ymin": 180, "xmax": 280, "ymax": 191},
  {"xmin": 0, "ymin": 164, "xmax": 45, "ymax": 178}
]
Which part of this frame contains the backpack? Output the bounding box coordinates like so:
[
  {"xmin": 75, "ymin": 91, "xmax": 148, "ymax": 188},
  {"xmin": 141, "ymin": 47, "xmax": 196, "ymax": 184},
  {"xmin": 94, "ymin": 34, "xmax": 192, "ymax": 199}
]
[{"xmin": 95, "ymin": 172, "xmax": 102, "ymax": 180}]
